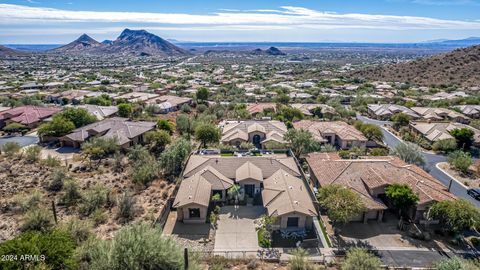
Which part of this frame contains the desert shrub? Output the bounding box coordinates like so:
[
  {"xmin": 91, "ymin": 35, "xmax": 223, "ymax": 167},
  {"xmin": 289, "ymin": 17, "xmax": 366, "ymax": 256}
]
[
  {"xmin": 470, "ymin": 237, "xmax": 480, "ymax": 247},
  {"xmin": 338, "ymin": 150, "xmax": 350, "ymax": 159},
  {"xmin": 2, "ymin": 122, "xmax": 28, "ymax": 134},
  {"xmin": 432, "ymin": 139, "xmax": 457, "ymax": 153},
  {"xmin": 342, "ymin": 247, "xmax": 381, "ymax": 270},
  {"xmin": 90, "ymin": 209, "xmax": 108, "ymax": 225},
  {"xmin": 131, "ymin": 155, "xmax": 161, "ymax": 186},
  {"xmin": 60, "ymin": 217, "xmax": 92, "ymax": 245},
  {"xmin": 60, "ymin": 179, "xmax": 82, "ymax": 207},
  {"xmin": 257, "ymin": 228, "xmax": 272, "ymax": 248},
  {"xmin": 239, "ymin": 142, "xmax": 255, "ymax": 150},
  {"xmin": 81, "ymin": 137, "xmax": 119, "ymax": 161},
  {"xmin": 289, "ymin": 248, "xmax": 313, "ymax": 270},
  {"xmin": 391, "ymin": 142, "xmax": 426, "ymax": 167},
  {"xmin": 1, "ymin": 142, "xmax": 21, "ymax": 157},
  {"xmin": 77, "ymin": 223, "xmax": 187, "ymax": 270},
  {"xmin": 42, "ymin": 154, "xmax": 61, "ymax": 167},
  {"xmin": 435, "ymin": 256, "xmax": 480, "ymax": 270},
  {"xmin": 14, "ymin": 190, "xmax": 42, "ymax": 212},
  {"xmin": 370, "ymin": 147, "xmax": 389, "ymax": 156},
  {"xmin": 116, "ymin": 192, "xmax": 136, "ymax": 223},
  {"xmin": 0, "ymin": 229, "xmax": 77, "ymax": 270},
  {"xmin": 197, "ymin": 104, "xmax": 207, "ymax": 113},
  {"xmin": 448, "ymin": 150, "xmax": 473, "ymax": 174},
  {"xmin": 181, "ymin": 103, "xmax": 191, "ymax": 113},
  {"xmin": 79, "ymin": 185, "xmax": 108, "ymax": 216},
  {"xmin": 48, "ymin": 168, "xmax": 68, "ymax": 191},
  {"xmin": 24, "ymin": 145, "xmax": 42, "ymax": 162},
  {"xmin": 21, "ymin": 208, "xmax": 53, "ymax": 232},
  {"xmin": 157, "ymin": 119, "xmax": 174, "ymax": 134}
]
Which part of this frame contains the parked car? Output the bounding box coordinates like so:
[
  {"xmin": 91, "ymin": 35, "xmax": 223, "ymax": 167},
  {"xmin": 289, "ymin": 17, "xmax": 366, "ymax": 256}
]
[{"xmin": 467, "ymin": 188, "xmax": 480, "ymax": 201}]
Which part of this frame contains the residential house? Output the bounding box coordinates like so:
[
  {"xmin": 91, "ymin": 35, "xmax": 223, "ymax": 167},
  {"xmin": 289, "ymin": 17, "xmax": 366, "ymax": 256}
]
[
  {"xmin": 60, "ymin": 117, "xmax": 155, "ymax": 148},
  {"xmin": 291, "ymin": 104, "xmax": 337, "ymax": 118},
  {"xmin": 367, "ymin": 104, "xmax": 419, "ymax": 120},
  {"xmin": 246, "ymin": 103, "xmax": 276, "ymax": 117},
  {"xmin": 220, "ymin": 120, "xmax": 287, "ymax": 149},
  {"xmin": 293, "ymin": 120, "xmax": 367, "ymax": 149},
  {"xmin": 0, "ymin": 106, "xmax": 61, "ymax": 128},
  {"xmin": 76, "ymin": 104, "xmax": 118, "ymax": 120},
  {"xmin": 410, "ymin": 121, "xmax": 480, "ymax": 146},
  {"xmin": 411, "ymin": 107, "xmax": 469, "ymax": 124},
  {"xmin": 174, "ymin": 154, "xmax": 317, "ymax": 228},
  {"xmin": 47, "ymin": 90, "xmax": 93, "ymax": 104},
  {"xmin": 454, "ymin": 105, "xmax": 480, "ymax": 119},
  {"xmin": 114, "ymin": 92, "xmax": 159, "ymax": 103},
  {"xmin": 306, "ymin": 152, "xmax": 455, "ymax": 223},
  {"xmin": 146, "ymin": 95, "xmax": 192, "ymax": 114}
]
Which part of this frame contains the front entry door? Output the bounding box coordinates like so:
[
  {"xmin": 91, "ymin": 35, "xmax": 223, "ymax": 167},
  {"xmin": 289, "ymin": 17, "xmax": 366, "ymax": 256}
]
[{"xmin": 244, "ymin": 184, "xmax": 255, "ymax": 197}]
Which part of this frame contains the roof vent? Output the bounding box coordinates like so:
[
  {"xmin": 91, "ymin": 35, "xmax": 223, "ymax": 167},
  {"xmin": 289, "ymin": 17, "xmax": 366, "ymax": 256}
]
[
  {"xmin": 188, "ymin": 196, "xmax": 192, "ymax": 199},
  {"xmin": 294, "ymin": 201, "xmax": 299, "ymax": 205},
  {"xmin": 289, "ymin": 186, "xmax": 293, "ymax": 189}
]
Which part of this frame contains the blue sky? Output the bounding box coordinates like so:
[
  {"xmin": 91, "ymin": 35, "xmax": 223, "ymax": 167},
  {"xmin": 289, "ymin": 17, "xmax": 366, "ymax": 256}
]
[{"xmin": 1, "ymin": 0, "xmax": 479, "ymax": 43}]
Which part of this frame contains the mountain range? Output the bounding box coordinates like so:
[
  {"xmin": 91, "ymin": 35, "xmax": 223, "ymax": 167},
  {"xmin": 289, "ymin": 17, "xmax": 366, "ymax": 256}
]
[
  {"xmin": 52, "ymin": 29, "xmax": 189, "ymax": 57},
  {"xmin": 353, "ymin": 45, "xmax": 480, "ymax": 87},
  {"xmin": 251, "ymin": 47, "xmax": 286, "ymax": 56}
]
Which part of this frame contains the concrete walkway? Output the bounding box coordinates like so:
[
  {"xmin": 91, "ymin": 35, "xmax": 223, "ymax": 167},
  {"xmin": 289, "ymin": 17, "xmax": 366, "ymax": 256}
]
[{"xmin": 214, "ymin": 206, "xmax": 265, "ymax": 255}]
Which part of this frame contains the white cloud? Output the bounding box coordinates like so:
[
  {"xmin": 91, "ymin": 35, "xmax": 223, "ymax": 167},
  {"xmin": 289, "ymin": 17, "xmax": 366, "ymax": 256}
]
[{"xmin": 0, "ymin": 4, "xmax": 479, "ymax": 31}]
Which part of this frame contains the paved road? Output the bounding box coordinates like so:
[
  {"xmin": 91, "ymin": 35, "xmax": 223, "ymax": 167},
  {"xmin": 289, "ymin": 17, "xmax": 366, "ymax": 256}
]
[{"xmin": 357, "ymin": 115, "xmax": 480, "ymax": 208}]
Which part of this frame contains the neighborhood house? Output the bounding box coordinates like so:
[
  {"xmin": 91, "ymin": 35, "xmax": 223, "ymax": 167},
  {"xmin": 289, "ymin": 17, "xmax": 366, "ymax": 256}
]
[
  {"xmin": 220, "ymin": 120, "xmax": 287, "ymax": 149},
  {"xmin": 173, "ymin": 154, "xmax": 317, "ymax": 229}
]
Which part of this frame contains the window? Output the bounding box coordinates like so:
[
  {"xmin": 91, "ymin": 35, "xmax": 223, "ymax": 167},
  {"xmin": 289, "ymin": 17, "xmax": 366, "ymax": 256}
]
[
  {"xmin": 287, "ymin": 217, "xmax": 299, "ymax": 228},
  {"xmin": 188, "ymin": 208, "xmax": 201, "ymax": 218}
]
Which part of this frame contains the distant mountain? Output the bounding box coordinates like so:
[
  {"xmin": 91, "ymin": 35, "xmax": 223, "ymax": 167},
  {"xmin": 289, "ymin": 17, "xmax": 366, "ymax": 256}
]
[
  {"xmin": 429, "ymin": 37, "xmax": 480, "ymax": 46},
  {"xmin": 0, "ymin": 45, "xmax": 25, "ymax": 56},
  {"xmin": 53, "ymin": 34, "xmax": 101, "ymax": 53},
  {"xmin": 251, "ymin": 46, "xmax": 286, "ymax": 56},
  {"xmin": 353, "ymin": 44, "xmax": 480, "ymax": 87},
  {"xmin": 101, "ymin": 29, "xmax": 188, "ymax": 56},
  {"xmin": 49, "ymin": 29, "xmax": 189, "ymax": 57}
]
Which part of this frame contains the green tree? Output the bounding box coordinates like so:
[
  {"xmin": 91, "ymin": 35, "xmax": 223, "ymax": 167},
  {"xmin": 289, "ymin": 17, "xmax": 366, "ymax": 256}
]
[
  {"xmin": 450, "ymin": 128, "xmax": 475, "ymax": 150},
  {"xmin": 159, "ymin": 138, "xmax": 191, "ymax": 176},
  {"xmin": 196, "ymin": 87, "xmax": 209, "ymax": 102},
  {"xmin": 77, "ymin": 223, "xmax": 186, "ymax": 270},
  {"xmin": 447, "ymin": 150, "xmax": 473, "ymax": 174},
  {"xmin": 275, "ymin": 93, "xmax": 290, "ymax": 105},
  {"xmin": 38, "ymin": 115, "xmax": 75, "ymax": 137},
  {"xmin": 195, "ymin": 123, "xmax": 221, "ymax": 147},
  {"xmin": 358, "ymin": 123, "xmax": 383, "ymax": 142},
  {"xmin": 61, "ymin": 107, "xmax": 96, "ymax": 128},
  {"xmin": 342, "ymin": 247, "xmax": 382, "ymax": 270},
  {"xmin": 0, "ymin": 230, "xmax": 77, "ymax": 270},
  {"xmin": 157, "ymin": 119, "xmax": 174, "ymax": 134},
  {"xmin": 317, "ymin": 184, "xmax": 366, "ymax": 225},
  {"xmin": 284, "ymin": 129, "xmax": 321, "ymax": 157},
  {"xmin": 432, "ymin": 139, "xmax": 457, "ymax": 153},
  {"xmin": 429, "ymin": 199, "xmax": 480, "ymax": 234},
  {"xmin": 391, "ymin": 113, "xmax": 410, "ymax": 130},
  {"xmin": 117, "ymin": 103, "xmax": 133, "ymax": 118},
  {"xmin": 385, "ymin": 184, "xmax": 419, "ymax": 217},
  {"xmin": 144, "ymin": 130, "xmax": 171, "ymax": 154},
  {"xmin": 391, "ymin": 142, "xmax": 426, "ymax": 167},
  {"xmin": 176, "ymin": 114, "xmax": 193, "ymax": 136}
]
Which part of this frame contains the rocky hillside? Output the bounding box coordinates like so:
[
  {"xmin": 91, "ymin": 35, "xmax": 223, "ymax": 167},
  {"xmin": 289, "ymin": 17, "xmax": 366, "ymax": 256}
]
[
  {"xmin": 251, "ymin": 46, "xmax": 286, "ymax": 56},
  {"xmin": 53, "ymin": 34, "xmax": 101, "ymax": 53},
  {"xmin": 353, "ymin": 45, "xmax": 480, "ymax": 87},
  {"xmin": 51, "ymin": 29, "xmax": 188, "ymax": 57},
  {"xmin": 0, "ymin": 45, "xmax": 26, "ymax": 56}
]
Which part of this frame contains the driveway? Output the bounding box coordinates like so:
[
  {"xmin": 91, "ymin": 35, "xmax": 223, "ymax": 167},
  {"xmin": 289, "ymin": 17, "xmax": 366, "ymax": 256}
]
[
  {"xmin": 357, "ymin": 115, "xmax": 480, "ymax": 208},
  {"xmin": 0, "ymin": 134, "xmax": 39, "ymax": 147},
  {"xmin": 214, "ymin": 206, "xmax": 265, "ymax": 255}
]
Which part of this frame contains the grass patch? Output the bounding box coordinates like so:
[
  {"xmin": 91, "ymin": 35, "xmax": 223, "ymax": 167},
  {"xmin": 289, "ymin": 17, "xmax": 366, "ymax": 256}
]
[
  {"xmin": 220, "ymin": 153, "xmax": 234, "ymax": 156},
  {"xmin": 318, "ymin": 218, "xmax": 332, "ymax": 247}
]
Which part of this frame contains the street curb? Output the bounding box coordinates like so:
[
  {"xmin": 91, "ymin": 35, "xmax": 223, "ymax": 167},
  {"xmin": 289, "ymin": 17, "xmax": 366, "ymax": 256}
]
[{"xmin": 435, "ymin": 162, "xmax": 469, "ymax": 189}]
